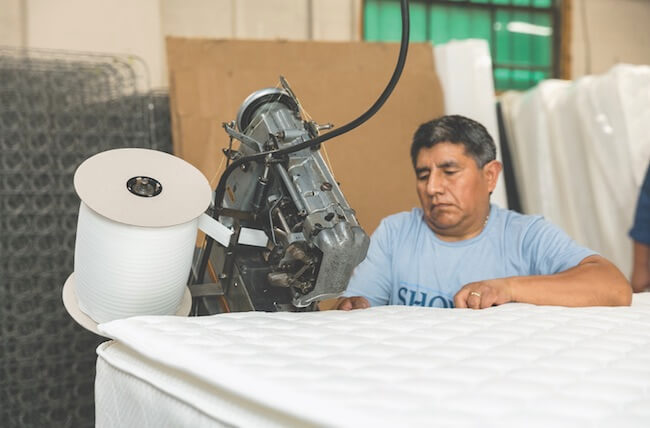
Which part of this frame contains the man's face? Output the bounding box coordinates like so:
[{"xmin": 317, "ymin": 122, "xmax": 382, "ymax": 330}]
[{"xmin": 415, "ymin": 142, "xmax": 500, "ymax": 241}]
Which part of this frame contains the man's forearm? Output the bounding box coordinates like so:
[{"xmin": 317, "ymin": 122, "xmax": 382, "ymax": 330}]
[{"xmin": 507, "ymin": 255, "xmax": 632, "ymax": 307}]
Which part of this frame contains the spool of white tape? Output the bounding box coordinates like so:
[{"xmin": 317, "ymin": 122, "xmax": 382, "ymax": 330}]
[
  {"xmin": 74, "ymin": 202, "xmax": 199, "ymax": 323},
  {"xmin": 63, "ymin": 148, "xmax": 221, "ymax": 330}
]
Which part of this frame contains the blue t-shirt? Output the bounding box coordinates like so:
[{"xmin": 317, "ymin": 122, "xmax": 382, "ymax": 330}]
[
  {"xmin": 344, "ymin": 204, "xmax": 596, "ymax": 307},
  {"xmin": 629, "ymin": 163, "xmax": 650, "ymax": 246}
]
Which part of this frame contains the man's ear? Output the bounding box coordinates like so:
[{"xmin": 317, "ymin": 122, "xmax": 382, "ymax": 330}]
[{"xmin": 483, "ymin": 160, "xmax": 502, "ymax": 193}]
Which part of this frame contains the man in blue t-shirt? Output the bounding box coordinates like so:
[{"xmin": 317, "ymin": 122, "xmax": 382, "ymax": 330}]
[
  {"xmin": 338, "ymin": 115, "xmax": 631, "ymax": 310},
  {"xmin": 630, "ymin": 163, "xmax": 650, "ymax": 292}
]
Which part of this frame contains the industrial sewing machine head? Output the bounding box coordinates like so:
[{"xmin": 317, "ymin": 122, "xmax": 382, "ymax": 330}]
[
  {"xmin": 60, "ymin": 0, "xmax": 406, "ymax": 331},
  {"xmin": 191, "ymin": 78, "xmax": 370, "ymax": 313}
]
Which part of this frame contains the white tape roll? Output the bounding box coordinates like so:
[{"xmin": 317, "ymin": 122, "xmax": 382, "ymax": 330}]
[
  {"xmin": 75, "ymin": 202, "xmax": 199, "ymax": 323},
  {"xmin": 71, "ymin": 148, "xmax": 213, "ymax": 324}
]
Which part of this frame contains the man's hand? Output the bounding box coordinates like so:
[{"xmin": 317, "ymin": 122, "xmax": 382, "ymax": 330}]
[
  {"xmin": 454, "ymin": 279, "xmax": 513, "ymax": 309},
  {"xmin": 336, "ymin": 296, "xmax": 371, "ymax": 311}
]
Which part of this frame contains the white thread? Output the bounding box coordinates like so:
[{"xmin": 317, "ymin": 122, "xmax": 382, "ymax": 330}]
[{"xmin": 74, "ymin": 202, "xmax": 198, "ymax": 323}]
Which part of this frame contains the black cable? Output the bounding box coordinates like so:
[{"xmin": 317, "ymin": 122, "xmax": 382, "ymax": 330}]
[{"xmin": 194, "ymin": 0, "xmax": 410, "ymax": 284}]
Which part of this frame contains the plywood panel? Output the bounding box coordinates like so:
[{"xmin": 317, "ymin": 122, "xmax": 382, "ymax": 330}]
[{"xmin": 166, "ymin": 38, "xmax": 444, "ymax": 234}]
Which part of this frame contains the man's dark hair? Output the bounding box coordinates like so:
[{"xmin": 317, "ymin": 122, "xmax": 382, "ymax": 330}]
[{"xmin": 410, "ymin": 115, "xmax": 497, "ymax": 168}]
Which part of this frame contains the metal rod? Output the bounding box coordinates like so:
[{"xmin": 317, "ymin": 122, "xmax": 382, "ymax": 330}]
[
  {"xmin": 274, "ymin": 207, "xmax": 291, "ymax": 234},
  {"xmin": 274, "ymin": 163, "xmax": 307, "ymax": 216}
]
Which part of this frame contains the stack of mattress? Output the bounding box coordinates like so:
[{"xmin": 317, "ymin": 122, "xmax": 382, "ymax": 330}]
[
  {"xmin": 499, "ymin": 64, "xmax": 650, "ymax": 276},
  {"xmin": 96, "ymin": 294, "xmax": 650, "ymax": 427}
]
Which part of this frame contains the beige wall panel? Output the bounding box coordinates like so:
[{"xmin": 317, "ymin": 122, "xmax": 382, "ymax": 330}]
[
  {"xmin": 25, "ymin": 0, "xmax": 165, "ymax": 88},
  {"xmin": 161, "ymin": 0, "xmax": 233, "ymax": 38},
  {"xmin": 233, "ymin": 0, "xmax": 309, "ymax": 40},
  {"xmin": 573, "ymin": 0, "xmax": 650, "ymax": 78},
  {"xmin": 0, "ymin": 0, "xmax": 24, "ymax": 46},
  {"xmin": 11, "ymin": 1, "xmax": 650, "ymax": 89},
  {"xmin": 312, "ymin": 0, "xmax": 357, "ymax": 41},
  {"xmin": 160, "ymin": 0, "xmax": 235, "ymax": 85}
]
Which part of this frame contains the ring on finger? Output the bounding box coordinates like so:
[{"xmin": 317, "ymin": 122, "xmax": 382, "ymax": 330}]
[{"xmin": 469, "ymin": 291, "xmax": 481, "ymax": 298}]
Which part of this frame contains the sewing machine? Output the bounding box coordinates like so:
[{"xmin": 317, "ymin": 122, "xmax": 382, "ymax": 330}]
[
  {"xmin": 188, "ymin": 0, "xmax": 409, "ymax": 314},
  {"xmin": 189, "ymin": 79, "xmax": 370, "ymax": 313}
]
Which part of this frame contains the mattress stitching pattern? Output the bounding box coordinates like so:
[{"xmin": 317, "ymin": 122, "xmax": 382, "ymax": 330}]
[{"xmin": 98, "ymin": 295, "xmax": 650, "ymax": 427}]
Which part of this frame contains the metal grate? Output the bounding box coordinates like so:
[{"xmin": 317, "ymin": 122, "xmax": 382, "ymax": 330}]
[{"xmin": 0, "ymin": 46, "xmax": 172, "ymax": 428}]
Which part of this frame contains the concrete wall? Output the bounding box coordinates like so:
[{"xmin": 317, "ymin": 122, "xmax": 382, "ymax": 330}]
[{"xmin": 0, "ymin": 0, "xmax": 648, "ymax": 87}]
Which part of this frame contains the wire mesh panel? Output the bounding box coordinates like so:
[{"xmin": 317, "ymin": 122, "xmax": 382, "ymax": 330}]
[
  {"xmin": 0, "ymin": 47, "xmax": 171, "ymax": 428},
  {"xmin": 149, "ymin": 89, "xmax": 173, "ymax": 155}
]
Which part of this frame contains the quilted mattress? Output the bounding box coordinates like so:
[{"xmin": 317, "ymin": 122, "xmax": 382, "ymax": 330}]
[{"xmin": 96, "ymin": 294, "xmax": 650, "ymax": 427}]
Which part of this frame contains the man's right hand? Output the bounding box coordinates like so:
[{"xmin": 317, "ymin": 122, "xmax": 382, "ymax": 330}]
[{"xmin": 336, "ymin": 296, "xmax": 371, "ymax": 311}]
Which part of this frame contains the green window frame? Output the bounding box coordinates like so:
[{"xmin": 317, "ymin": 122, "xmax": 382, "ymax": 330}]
[{"xmin": 364, "ymin": 0, "xmax": 562, "ymax": 91}]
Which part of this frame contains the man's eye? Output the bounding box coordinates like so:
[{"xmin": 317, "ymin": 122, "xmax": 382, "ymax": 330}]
[
  {"xmin": 444, "ymin": 170, "xmax": 458, "ymax": 175},
  {"xmin": 417, "ymin": 174, "xmax": 429, "ymax": 181}
]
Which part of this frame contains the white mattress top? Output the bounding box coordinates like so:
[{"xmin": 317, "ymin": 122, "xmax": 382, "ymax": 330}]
[{"xmin": 98, "ymin": 294, "xmax": 650, "ymax": 427}]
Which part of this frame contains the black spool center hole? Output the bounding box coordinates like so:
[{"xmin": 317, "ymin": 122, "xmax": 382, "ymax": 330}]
[{"xmin": 127, "ymin": 176, "xmax": 162, "ymax": 197}]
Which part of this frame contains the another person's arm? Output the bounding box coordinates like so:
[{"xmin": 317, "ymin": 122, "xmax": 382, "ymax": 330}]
[
  {"xmin": 630, "ymin": 163, "xmax": 650, "ymax": 292},
  {"xmin": 631, "ymin": 241, "xmax": 650, "ymax": 293}
]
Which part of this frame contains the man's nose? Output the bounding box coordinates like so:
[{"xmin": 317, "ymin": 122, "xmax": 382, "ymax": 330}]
[{"xmin": 426, "ymin": 172, "xmax": 444, "ymax": 195}]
